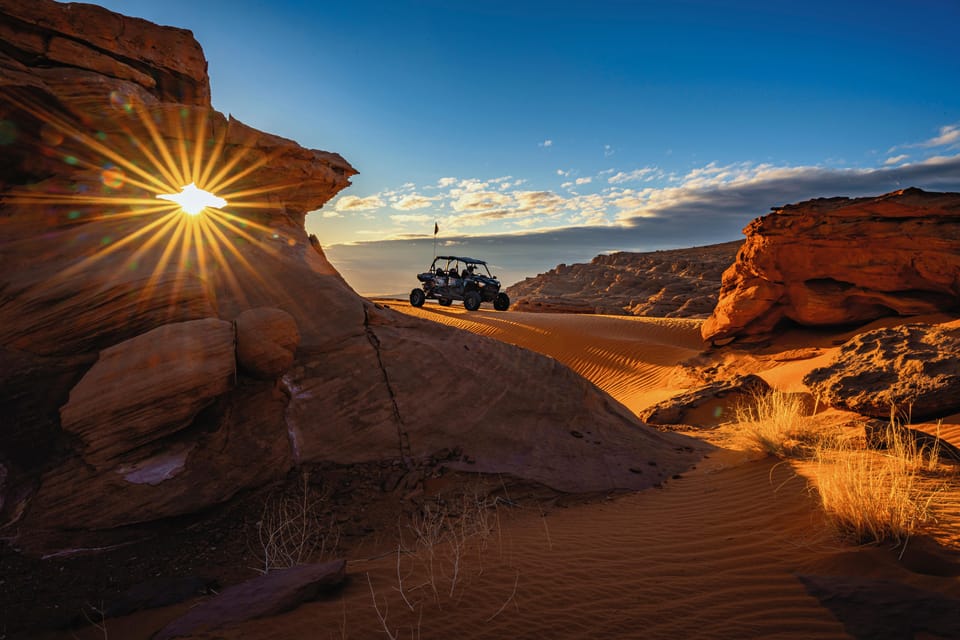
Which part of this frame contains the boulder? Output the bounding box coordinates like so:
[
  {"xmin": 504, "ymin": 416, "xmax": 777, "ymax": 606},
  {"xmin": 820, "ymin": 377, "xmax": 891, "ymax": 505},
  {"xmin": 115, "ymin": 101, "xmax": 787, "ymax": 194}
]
[
  {"xmin": 506, "ymin": 241, "xmax": 741, "ymax": 318},
  {"xmin": 702, "ymin": 189, "xmax": 960, "ymax": 343},
  {"xmin": 59, "ymin": 318, "xmax": 235, "ymax": 468},
  {"xmin": 154, "ymin": 560, "xmax": 346, "ymax": 640},
  {"xmin": 235, "ymin": 307, "xmax": 300, "ymax": 379},
  {"xmin": 26, "ymin": 381, "xmax": 292, "ymax": 530},
  {"xmin": 803, "ymin": 323, "xmax": 960, "ymax": 420},
  {"xmin": 639, "ymin": 374, "xmax": 771, "ymax": 427}
]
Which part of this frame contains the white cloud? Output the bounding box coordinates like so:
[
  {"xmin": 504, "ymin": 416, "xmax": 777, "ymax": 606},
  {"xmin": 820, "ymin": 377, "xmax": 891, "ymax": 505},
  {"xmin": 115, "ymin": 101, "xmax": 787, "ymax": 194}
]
[
  {"xmin": 890, "ymin": 123, "xmax": 960, "ymax": 152},
  {"xmin": 556, "ymin": 168, "xmax": 573, "ymax": 177},
  {"xmin": 608, "ymin": 167, "xmax": 657, "ymax": 184},
  {"xmin": 604, "ymin": 144, "xmax": 614, "ymax": 157},
  {"xmin": 925, "ymin": 124, "xmax": 960, "ymax": 148},
  {"xmin": 334, "ymin": 195, "xmax": 385, "ymax": 211},
  {"xmin": 575, "ymin": 177, "xmax": 592, "ymax": 185},
  {"xmin": 392, "ymin": 194, "xmax": 435, "ymax": 210},
  {"xmin": 513, "ymin": 190, "xmax": 565, "ymax": 214},
  {"xmin": 320, "ymin": 210, "xmax": 342, "ymax": 218},
  {"xmin": 539, "ymin": 139, "xmax": 553, "ymax": 148},
  {"xmin": 456, "ymin": 178, "xmax": 489, "ymax": 193},
  {"xmin": 437, "ymin": 177, "xmax": 457, "ymax": 187},
  {"xmin": 884, "ymin": 154, "xmax": 909, "ymax": 166},
  {"xmin": 451, "ymin": 190, "xmax": 513, "ymax": 212}
]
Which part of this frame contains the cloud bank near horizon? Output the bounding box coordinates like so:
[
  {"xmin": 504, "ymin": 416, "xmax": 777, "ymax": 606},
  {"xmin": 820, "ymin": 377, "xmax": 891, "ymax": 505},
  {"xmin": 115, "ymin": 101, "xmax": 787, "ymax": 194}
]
[{"xmin": 313, "ymin": 128, "xmax": 960, "ymax": 296}]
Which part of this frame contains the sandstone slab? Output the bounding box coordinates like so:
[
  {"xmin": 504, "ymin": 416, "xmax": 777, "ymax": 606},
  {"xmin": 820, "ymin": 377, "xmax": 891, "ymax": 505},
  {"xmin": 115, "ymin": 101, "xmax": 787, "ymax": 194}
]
[
  {"xmin": 703, "ymin": 189, "xmax": 960, "ymax": 343},
  {"xmin": 154, "ymin": 560, "xmax": 346, "ymax": 640},
  {"xmin": 640, "ymin": 374, "xmax": 771, "ymax": 427},
  {"xmin": 803, "ymin": 323, "xmax": 960, "ymax": 420},
  {"xmin": 59, "ymin": 318, "xmax": 235, "ymax": 468}
]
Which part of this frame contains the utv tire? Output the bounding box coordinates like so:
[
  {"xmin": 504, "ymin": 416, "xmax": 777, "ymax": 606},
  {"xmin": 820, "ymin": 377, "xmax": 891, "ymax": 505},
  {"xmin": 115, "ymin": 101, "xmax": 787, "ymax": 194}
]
[
  {"xmin": 493, "ymin": 292, "xmax": 510, "ymax": 311},
  {"xmin": 438, "ymin": 297, "xmax": 453, "ymax": 307},
  {"xmin": 409, "ymin": 288, "xmax": 426, "ymax": 307},
  {"xmin": 463, "ymin": 291, "xmax": 482, "ymax": 311}
]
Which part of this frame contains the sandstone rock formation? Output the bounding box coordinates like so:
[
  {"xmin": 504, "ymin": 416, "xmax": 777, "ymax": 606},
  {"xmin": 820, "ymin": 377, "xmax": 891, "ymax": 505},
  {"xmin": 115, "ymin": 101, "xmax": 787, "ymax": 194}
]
[
  {"xmin": 639, "ymin": 374, "xmax": 771, "ymax": 427},
  {"xmin": 235, "ymin": 307, "xmax": 300, "ymax": 379},
  {"xmin": 506, "ymin": 241, "xmax": 741, "ymax": 317},
  {"xmin": 803, "ymin": 322, "xmax": 960, "ymax": 420},
  {"xmin": 0, "ymin": 0, "xmax": 699, "ymax": 549},
  {"xmin": 60, "ymin": 318, "xmax": 236, "ymax": 468},
  {"xmin": 702, "ymin": 189, "xmax": 960, "ymax": 343}
]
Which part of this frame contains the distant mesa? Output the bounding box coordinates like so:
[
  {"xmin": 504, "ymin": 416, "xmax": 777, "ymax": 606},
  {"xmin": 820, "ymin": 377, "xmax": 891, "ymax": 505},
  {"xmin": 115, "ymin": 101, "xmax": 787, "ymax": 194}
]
[
  {"xmin": 507, "ymin": 241, "xmax": 742, "ymax": 318},
  {"xmin": 702, "ymin": 188, "xmax": 960, "ymax": 344}
]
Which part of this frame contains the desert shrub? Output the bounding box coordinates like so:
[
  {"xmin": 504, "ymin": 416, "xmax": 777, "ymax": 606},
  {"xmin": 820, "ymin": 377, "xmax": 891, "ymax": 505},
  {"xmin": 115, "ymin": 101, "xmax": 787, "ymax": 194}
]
[
  {"xmin": 252, "ymin": 471, "xmax": 340, "ymax": 574},
  {"xmin": 739, "ymin": 392, "xmax": 951, "ymax": 545},
  {"xmin": 735, "ymin": 390, "xmax": 815, "ymax": 458},
  {"xmin": 813, "ymin": 420, "xmax": 944, "ymax": 546},
  {"xmin": 367, "ymin": 490, "xmax": 518, "ymax": 638}
]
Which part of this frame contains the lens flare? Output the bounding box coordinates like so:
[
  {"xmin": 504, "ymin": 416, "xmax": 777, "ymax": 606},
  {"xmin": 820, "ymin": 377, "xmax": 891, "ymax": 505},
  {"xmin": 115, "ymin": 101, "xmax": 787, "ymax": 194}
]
[
  {"xmin": 101, "ymin": 165, "xmax": 126, "ymax": 189},
  {"xmin": 156, "ymin": 182, "xmax": 227, "ymax": 216},
  {"xmin": 4, "ymin": 89, "xmax": 306, "ymax": 316}
]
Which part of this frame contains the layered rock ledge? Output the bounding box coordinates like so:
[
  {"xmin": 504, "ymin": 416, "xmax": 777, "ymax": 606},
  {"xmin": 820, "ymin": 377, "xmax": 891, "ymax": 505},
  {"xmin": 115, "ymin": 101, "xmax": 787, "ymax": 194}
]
[{"xmin": 702, "ymin": 189, "xmax": 960, "ymax": 344}]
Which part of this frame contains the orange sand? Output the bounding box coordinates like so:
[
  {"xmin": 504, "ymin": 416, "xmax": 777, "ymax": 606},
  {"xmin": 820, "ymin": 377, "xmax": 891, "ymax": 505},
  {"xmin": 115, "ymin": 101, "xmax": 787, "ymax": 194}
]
[{"xmin": 57, "ymin": 302, "xmax": 960, "ymax": 639}]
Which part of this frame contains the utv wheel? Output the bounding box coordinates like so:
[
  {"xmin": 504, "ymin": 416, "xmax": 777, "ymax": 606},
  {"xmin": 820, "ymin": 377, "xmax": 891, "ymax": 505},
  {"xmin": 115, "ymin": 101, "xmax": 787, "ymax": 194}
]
[
  {"xmin": 463, "ymin": 291, "xmax": 482, "ymax": 311},
  {"xmin": 409, "ymin": 288, "xmax": 426, "ymax": 307},
  {"xmin": 438, "ymin": 297, "xmax": 452, "ymax": 307},
  {"xmin": 493, "ymin": 292, "xmax": 510, "ymax": 311}
]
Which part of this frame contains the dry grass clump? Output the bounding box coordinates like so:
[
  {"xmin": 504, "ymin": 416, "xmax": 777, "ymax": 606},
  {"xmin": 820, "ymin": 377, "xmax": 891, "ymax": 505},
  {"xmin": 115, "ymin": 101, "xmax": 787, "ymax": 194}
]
[
  {"xmin": 252, "ymin": 471, "xmax": 340, "ymax": 574},
  {"xmin": 735, "ymin": 390, "xmax": 818, "ymax": 458},
  {"xmin": 813, "ymin": 421, "xmax": 944, "ymax": 546},
  {"xmin": 367, "ymin": 490, "xmax": 524, "ymax": 638},
  {"xmin": 738, "ymin": 392, "xmax": 953, "ymax": 546}
]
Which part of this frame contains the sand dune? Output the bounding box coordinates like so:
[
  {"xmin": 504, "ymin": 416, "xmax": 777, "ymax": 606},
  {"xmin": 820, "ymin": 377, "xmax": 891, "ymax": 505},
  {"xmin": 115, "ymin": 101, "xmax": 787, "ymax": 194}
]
[
  {"xmin": 51, "ymin": 303, "xmax": 960, "ymax": 640},
  {"xmin": 377, "ymin": 300, "xmax": 705, "ymax": 415},
  {"xmin": 199, "ymin": 460, "xmax": 856, "ymax": 639}
]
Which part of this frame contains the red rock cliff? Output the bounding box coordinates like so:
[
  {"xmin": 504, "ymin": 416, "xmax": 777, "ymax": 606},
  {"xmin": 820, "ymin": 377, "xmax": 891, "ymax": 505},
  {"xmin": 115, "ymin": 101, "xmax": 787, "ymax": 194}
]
[{"xmin": 702, "ymin": 189, "xmax": 960, "ymax": 344}]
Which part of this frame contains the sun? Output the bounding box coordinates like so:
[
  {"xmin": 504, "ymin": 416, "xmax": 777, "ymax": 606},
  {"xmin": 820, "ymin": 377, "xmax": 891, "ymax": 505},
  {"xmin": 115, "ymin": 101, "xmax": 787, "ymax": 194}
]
[
  {"xmin": 4, "ymin": 91, "xmax": 305, "ymax": 314},
  {"xmin": 156, "ymin": 182, "xmax": 228, "ymax": 216}
]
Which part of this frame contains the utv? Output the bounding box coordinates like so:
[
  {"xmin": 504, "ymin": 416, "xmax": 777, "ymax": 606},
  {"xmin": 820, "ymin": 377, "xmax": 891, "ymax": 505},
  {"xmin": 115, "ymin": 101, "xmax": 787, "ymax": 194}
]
[{"xmin": 410, "ymin": 255, "xmax": 510, "ymax": 311}]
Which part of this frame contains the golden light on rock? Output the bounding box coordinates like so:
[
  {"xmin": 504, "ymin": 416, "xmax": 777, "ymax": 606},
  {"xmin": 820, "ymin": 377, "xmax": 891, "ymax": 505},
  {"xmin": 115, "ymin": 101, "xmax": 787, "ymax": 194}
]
[{"xmin": 156, "ymin": 182, "xmax": 227, "ymax": 216}]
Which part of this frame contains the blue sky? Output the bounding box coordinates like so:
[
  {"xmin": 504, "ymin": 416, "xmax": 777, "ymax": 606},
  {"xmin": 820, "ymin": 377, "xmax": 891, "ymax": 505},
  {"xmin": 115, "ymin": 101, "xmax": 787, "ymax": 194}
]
[{"xmin": 92, "ymin": 0, "xmax": 960, "ymax": 294}]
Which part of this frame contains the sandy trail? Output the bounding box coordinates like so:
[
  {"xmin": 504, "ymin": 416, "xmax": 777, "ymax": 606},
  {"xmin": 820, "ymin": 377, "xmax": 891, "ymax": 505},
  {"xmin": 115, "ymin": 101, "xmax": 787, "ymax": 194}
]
[
  {"xmin": 56, "ymin": 304, "xmax": 960, "ymax": 639},
  {"xmin": 200, "ymin": 459, "xmax": 855, "ymax": 639}
]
